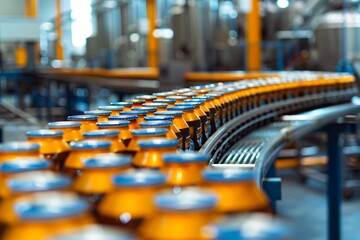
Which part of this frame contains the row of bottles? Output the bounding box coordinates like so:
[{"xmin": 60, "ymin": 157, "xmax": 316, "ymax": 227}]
[{"xmin": 0, "ymin": 71, "xmax": 356, "ymax": 239}]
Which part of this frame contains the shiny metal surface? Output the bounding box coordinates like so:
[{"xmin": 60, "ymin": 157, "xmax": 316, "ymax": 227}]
[
  {"xmin": 314, "ymin": 11, "xmax": 360, "ymax": 70},
  {"xmin": 201, "ymin": 88, "xmax": 359, "ymax": 185}
]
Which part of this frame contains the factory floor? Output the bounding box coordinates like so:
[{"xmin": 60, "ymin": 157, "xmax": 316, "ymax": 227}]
[{"xmin": 277, "ymin": 170, "xmax": 360, "ymax": 240}]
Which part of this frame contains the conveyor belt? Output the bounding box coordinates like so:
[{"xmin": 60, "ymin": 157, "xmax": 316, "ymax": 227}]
[{"xmin": 201, "ymin": 88, "xmax": 360, "ymax": 184}]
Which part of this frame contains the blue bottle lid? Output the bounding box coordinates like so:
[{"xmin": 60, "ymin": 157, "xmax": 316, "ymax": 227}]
[
  {"xmin": 70, "ymin": 140, "xmax": 111, "ymax": 150},
  {"xmin": 113, "ymin": 170, "xmax": 166, "ymax": 187},
  {"xmin": 167, "ymin": 106, "xmax": 195, "ymax": 111},
  {"xmin": 173, "ymin": 88, "xmax": 191, "ymax": 93},
  {"xmin": 49, "ymin": 225, "xmax": 135, "ymax": 240},
  {"xmin": 0, "ymin": 141, "xmax": 40, "ymax": 152},
  {"xmin": 163, "ymin": 152, "xmax": 210, "ymax": 163},
  {"xmin": 48, "ymin": 121, "xmax": 81, "ymax": 129},
  {"xmin": 180, "ymin": 92, "xmax": 197, "ymax": 97},
  {"xmin": 154, "ymin": 99, "xmax": 176, "ymax": 104},
  {"xmin": 67, "ymin": 115, "xmax": 98, "ymax": 121},
  {"xmin": 108, "ymin": 115, "xmax": 138, "ymax": 121},
  {"xmin": 153, "ymin": 91, "xmax": 175, "ymax": 97},
  {"xmin": 195, "ymin": 95, "xmax": 214, "ymax": 100},
  {"xmin": 97, "ymin": 121, "xmax": 130, "ymax": 128},
  {"xmin": 14, "ymin": 192, "xmax": 88, "ymax": 220},
  {"xmin": 138, "ymin": 139, "xmax": 178, "ymax": 148},
  {"xmin": 0, "ymin": 158, "xmax": 50, "ymax": 172},
  {"xmin": 240, "ymin": 214, "xmax": 290, "ymax": 240},
  {"xmin": 136, "ymin": 95, "xmax": 157, "ymax": 100},
  {"xmin": 83, "ymin": 130, "xmax": 119, "ymax": 138},
  {"xmin": 8, "ymin": 171, "xmax": 71, "ymax": 192},
  {"xmin": 26, "ymin": 129, "xmax": 64, "ymax": 138},
  {"xmin": 83, "ymin": 153, "xmax": 132, "ymax": 168},
  {"xmin": 110, "ymin": 102, "xmax": 132, "ymax": 107},
  {"xmin": 98, "ymin": 105, "xmax": 124, "ymax": 111},
  {"xmin": 120, "ymin": 110, "xmax": 147, "ymax": 116},
  {"xmin": 202, "ymin": 169, "xmax": 254, "ymax": 182},
  {"xmin": 144, "ymin": 115, "xmax": 174, "ymax": 121},
  {"xmin": 140, "ymin": 121, "xmax": 172, "ymax": 128},
  {"xmin": 186, "ymin": 98, "xmax": 206, "ymax": 103},
  {"xmin": 132, "ymin": 107, "xmax": 157, "ymax": 112},
  {"xmin": 84, "ymin": 110, "xmax": 111, "ymax": 116},
  {"xmin": 125, "ymin": 99, "xmax": 145, "ymax": 104},
  {"xmin": 190, "ymin": 85, "xmax": 206, "ymax": 90},
  {"xmin": 204, "ymin": 83, "xmax": 218, "ymax": 88},
  {"xmin": 154, "ymin": 187, "xmax": 218, "ymax": 211},
  {"xmin": 131, "ymin": 128, "xmax": 167, "ymax": 136},
  {"xmin": 207, "ymin": 92, "xmax": 224, "ymax": 97},
  {"xmin": 167, "ymin": 96, "xmax": 187, "ymax": 100},
  {"xmin": 202, "ymin": 224, "xmax": 241, "ymax": 240},
  {"xmin": 175, "ymin": 102, "xmax": 201, "ymax": 107},
  {"xmin": 154, "ymin": 111, "xmax": 183, "ymax": 116},
  {"xmin": 143, "ymin": 103, "xmax": 168, "ymax": 108}
]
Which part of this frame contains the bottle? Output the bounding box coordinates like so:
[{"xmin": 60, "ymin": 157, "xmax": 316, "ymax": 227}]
[
  {"xmin": 139, "ymin": 187, "xmax": 218, "ymax": 240},
  {"xmin": 125, "ymin": 99, "xmax": 145, "ymax": 108},
  {"xmin": 139, "ymin": 121, "xmax": 177, "ymax": 140},
  {"xmin": 64, "ymin": 140, "xmax": 112, "ymax": 172},
  {"xmin": 2, "ymin": 192, "xmax": 93, "ymax": 240},
  {"xmin": 203, "ymin": 213, "xmax": 291, "ymax": 240},
  {"xmin": 126, "ymin": 128, "xmax": 168, "ymax": 156},
  {"xmin": 187, "ymin": 98, "xmax": 212, "ymax": 138},
  {"xmin": 120, "ymin": 110, "xmax": 147, "ymax": 123},
  {"xmin": 194, "ymin": 96, "xmax": 218, "ymax": 135},
  {"xmin": 168, "ymin": 105, "xmax": 202, "ymax": 150},
  {"xmin": 166, "ymin": 95, "xmax": 187, "ymax": 104},
  {"xmin": 0, "ymin": 142, "xmax": 40, "ymax": 162},
  {"xmin": 67, "ymin": 115, "xmax": 98, "ymax": 132},
  {"xmin": 110, "ymin": 101, "xmax": 133, "ymax": 111},
  {"xmin": 153, "ymin": 91, "xmax": 176, "ymax": 100},
  {"xmin": 98, "ymin": 105, "xmax": 124, "ymax": 116},
  {"xmin": 0, "ymin": 158, "xmax": 50, "ymax": 199},
  {"xmin": 109, "ymin": 115, "xmax": 139, "ymax": 130},
  {"xmin": 173, "ymin": 88, "xmax": 191, "ymax": 94},
  {"xmin": 135, "ymin": 95, "xmax": 157, "ymax": 104},
  {"xmin": 202, "ymin": 168, "xmax": 270, "ymax": 213},
  {"xmin": 83, "ymin": 130, "xmax": 126, "ymax": 153},
  {"xmin": 132, "ymin": 107, "xmax": 157, "ymax": 116},
  {"xmin": 48, "ymin": 224, "xmax": 135, "ymax": 240},
  {"xmin": 177, "ymin": 102, "xmax": 208, "ymax": 145},
  {"xmin": 98, "ymin": 170, "xmax": 166, "ymax": 232},
  {"xmin": 205, "ymin": 94, "xmax": 223, "ymax": 129},
  {"xmin": 143, "ymin": 103, "xmax": 168, "ymax": 112},
  {"xmin": 48, "ymin": 121, "xmax": 84, "ymax": 143},
  {"xmin": 154, "ymin": 99, "xmax": 176, "ymax": 107},
  {"xmin": 144, "ymin": 115, "xmax": 182, "ymax": 149},
  {"xmin": 133, "ymin": 139, "xmax": 179, "ymax": 168},
  {"xmin": 180, "ymin": 91, "xmax": 197, "ymax": 99},
  {"xmin": 154, "ymin": 111, "xmax": 190, "ymax": 151},
  {"xmin": 73, "ymin": 153, "xmax": 131, "ymax": 205},
  {"xmin": 207, "ymin": 92, "xmax": 228, "ymax": 125},
  {"xmin": 162, "ymin": 152, "xmax": 209, "ymax": 186},
  {"xmin": 0, "ymin": 171, "xmax": 72, "ymax": 226},
  {"xmin": 84, "ymin": 110, "xmax": 111, "ymax": 122},
  {"xmin": 26, "ymin": 130, "xmax": 71, "ymax": 171},
  {"xmin": 96, "ymin": 120, "xmax": 132, "ymax": 147}
]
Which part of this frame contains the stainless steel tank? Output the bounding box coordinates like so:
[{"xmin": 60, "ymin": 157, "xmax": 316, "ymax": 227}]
[{"xmin": 314, "ymin": 11, "xmax": 360, "ymax": 71}]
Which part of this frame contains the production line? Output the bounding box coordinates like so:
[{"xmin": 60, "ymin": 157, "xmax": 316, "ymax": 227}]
[{"xmin": 0, "ymin": 71, "xmax": 357, "ymax": 239}]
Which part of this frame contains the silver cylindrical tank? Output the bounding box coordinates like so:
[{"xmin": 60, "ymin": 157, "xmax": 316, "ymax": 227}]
[{"xmin": 314, "ymin": 11, "xmax": 360, "ymax": 71}]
